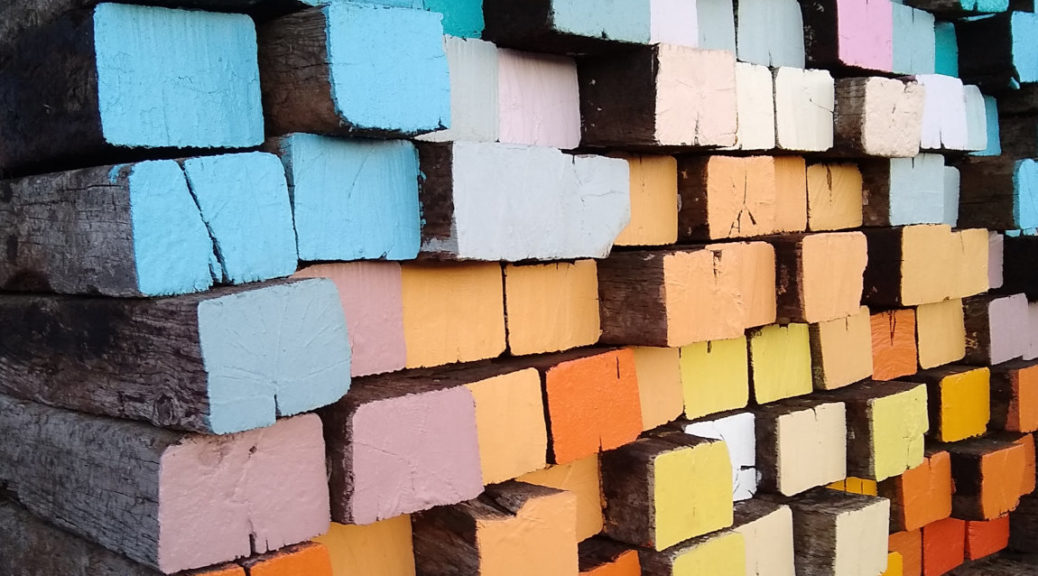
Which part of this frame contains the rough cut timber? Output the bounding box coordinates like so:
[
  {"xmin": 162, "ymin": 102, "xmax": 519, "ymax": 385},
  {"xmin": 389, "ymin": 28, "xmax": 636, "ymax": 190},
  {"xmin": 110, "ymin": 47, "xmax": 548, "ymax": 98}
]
[
  {"xmin": 735, "ymin": 0, "xmax": 805, "ymax": 67},
  {"xmin": 686, "ymin": 411, "xmax": 758, "ymax": 501},
  {"xmin": 677, "ymin": 155, "xmax": 808, "ymax": 240},
  {"xmin": 860, "ymin": 155, "xmax": 947, "ymax": 227},
  {"xmin": 755, "ymin": 398, "xmax": 847, "ymax": 496},
  {"xmin": 916, "ymin": 298, "xmax": 967, "ymax": 370},
  {"xmin": 958, "ymin": 157, "xmax": 1038, "ymax": 231},
  {"xmin": 416, "ymin": 141, "xmax": 630, "ymax": 261},
  {"xmin": 799, "ymin": 0, "xmax": 894, "ymax": 73},
  {"xmin": 879, "ymin": 450, "xmax": 953, "ymax": 532},
  {"xmin": 994, "ymin": 108, "xmax": 1038, "ymax": 159},
  {"xmin": 767, "ymin": 489, "xmax": 891, "ymax": 576},
  {"xmin": 1009, "ymin": 494, "xmax": 1038, "ymax": 554},
  {"xmin": 497, "ymin": 48, "xmax": 581, "ymax": 149},
  {"xmin": 724, "ymin": 62, "xmax": 777, "ymax": 151},
  {"xmin": 637, "ymin": 529, "xmax": 746, "ymax": 576},
  {"xmin": 632, "ymin": 346, "xmax": 684, "ymax": 430},
  {"xmin": 319, "ymin": 372, "xmax": 483, "ymax": 525},
  {"xmin": 833, "ymin": 77, "xmax": 925, "ymax": 158},
  {"xmin": 964, "ymin": 516, "xmax": 1010, "ymax": 561},
  {"xmin": 600, "ymin": 432, "xmax": 733, "ymax": 550},
  {"xmin": 579, "ymin": 44, "xmax": 737, "ymax": 149},
  {"xmin": 0, "ymin": 279, "xmax": 350, "ymax": 434},
  {"xmin": 1002, "ymin": 235, "xmax": 1038, "ymax": 300},
  {"xmin": 989, "ymin": 360, "xmax": 1038, "ymax": 433},
  {"xmin": 613, "ymin": 155, "xmax": 680, "ymax": 247},
  {"xmin": 810, "ymin": 306, "xmax": 875, "ymax": 390},
  {"xmin": 963, "ymin": 294, "xmax": 1030, "ymax": 366},
  {"xmin": 0, "ymin": 3, "xmax": 264, "ymax": 175},
  {"xmin": 0, "ymin": 399, "xmax": 329, "ymax": 574},
  {"xmin": 923, "ymin": 517, "xmax": 966, "ymax": 575},
  {"xmin": 946, "ymin": 556, "xmax": 1038, "ymax": 575},
  {"xmin": 806, "ymin": 162, "xmax": 864, "ymax": 231},
  {"xmin": 916, "ymin": 75, "xmax": 969, "ymax": 151},
  {"xmin": 482, "ymin": 0, "xmax": 650, "ymax": 54},
  {"xmin": 412, "ymin": 482, "xmax": 579, "ymax": 576},
  {"xmin": 270, "ymin": 134, "xmax": 421, "ymax": 261},
  {"xmin": 862, "ymin": 224, "xmax": 988, "ymax": 307},
  {"xmin": 904, "ymin": 0, "xmax": 1008, "ymax": 15},
  {"xmin": 909, "ymin": 366, "xmax": 990, "ymax": 444},
  {"xmin": 597, "ymin": 243, "xmax": 775, "ymax": 347},
  {"xmin": 732, "ymin": 500, "xmax": 795, "ymax": 576},
  {"xmin": 316, "ymin": 516, "xmax": 416, "ymax": 576},
  {"xmin": 829, "ymin": 380, "xmax": 929, "ymax": 481},
  {"xmin": 773, "ymin": 232, "xmax": 867, "ymax": 324},
  {"xmin": 892, "ymin": 4, "xmax": 936, "ymax": 74},
  {"xmin": 773, "ymin": 67, "xmax": 835, "ymax": 152},
  {"xmin": 519, "ymin": 454, "xmax": 605, "ymax": 541},
  {"xmin": 417, "ymin": 36, "xmax": 500, "ymax": 144},
  {"xmin": 680, "ymin": 336, "xmax": 751, "ymax": 420},
  {"xmin": 871, "ymin": 309, "xmax": 918, "ymax": 381},
  {"xmin": 889, "ymin": 529, "xmax": 922, "ymax": 576},
  {"xmin": 578, "ymin": 538, "xmax": 641, "ymax": 576},
  {"xmin": 503, "ymin": 260, "xmax": 601, "ymax": 356},
  {"xmin": 956, "ymin": 11, "xmax": 1038, "ymax": 90},
  {"xmin": 946, "ymin": 435, "xmax": 1030, "ymax": 520},
  {"xmin": 749, "ymin": 323, "xmax": 814, "ymax": 404},
  {"xmin": 258, "ymin": 4, "xmax": 449, "ymax": 137}
]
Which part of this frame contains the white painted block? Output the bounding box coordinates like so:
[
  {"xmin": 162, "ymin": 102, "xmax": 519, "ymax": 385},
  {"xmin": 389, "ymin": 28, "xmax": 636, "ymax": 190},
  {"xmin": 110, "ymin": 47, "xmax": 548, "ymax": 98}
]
[
  {"xmin": 917, "ymin": 74, "xmax": 969, "ymax": 151},
  {"xmin": 723, "ymin": 62, "xmax": 776, "ymax": 151},
  {"xmin": 774, "ymin": 67, "xmax": 835, "ymax": 152},
  {"xmin": 736, "ymin": 0, "xmax": 805, "ymax": 68},
  {"xmin": 944, "ymin": 166, "xmax": 960, "ymax": 227},
  {"xmin": 656, "ymin": 45, "xmax": 738, "ymax": 147},
  {"xmin": 697, "ymin": 0, "xmax": 737, "ymax": 52},
  {"xmin": 497, "ymin": 49, "xmax": 581, "ymax": 149},
  {"xmin": 686, "ymin": 411, "xmax": 757, "ymax": 501},
  {"xmin": 889, "ymin": 154, "xmax": 947, "ymax": 226},
  {"xmin": 417, "ymin": 36, "xmax": 499, "ymax": 143},
  {"xmin": 964, "ymin": 85, "xmax": 989, "ymax": 152},
  {"xmin": 651, "ymin": 0, "xmax": 699, "ymax": 46}
]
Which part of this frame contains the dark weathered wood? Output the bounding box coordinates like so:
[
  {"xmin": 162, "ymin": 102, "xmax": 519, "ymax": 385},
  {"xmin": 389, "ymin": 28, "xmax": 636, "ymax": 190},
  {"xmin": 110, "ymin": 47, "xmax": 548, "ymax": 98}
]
[
  {"xmin": 636, "ymin": 529, "xmax": 744, "ymax": 575},
  {"xmin": 946, "ymin": 435, "xmax": 1030, "ymax": 520},
  {"xmin": 596, "ymin": 250, "xmax": 670, "ymax": 347},
  {"xmin": 963, "ymin": 294, "xmax": 1029, "ymax": 366},
  {"xmin": 414, "ymin": 142, "xmax": 458, "ymax": 257},
  {"xmin": 999, "ymin": 84, "xmax": 1038, "ymax": 116},
  {"xmin": 482, "ymin": 0, "xmax": 642, "ymax": 55},
  {"xmin": 990, "ymin": 360, "xmax": 1038, "ymax": 433},
  {"xmin": 904, "ymin": 0, "xmax": 1008, "ymax": 15},
  {"xmin": 948, "ymin": 555, "xmax": 1038, "ymax": 575},
  {"xmin": 577, "ymin": 46, "xmax": 659, "ymax": 148},
  {"xmin": 957, "ymin": 157, "xmax": 1033, "ymax": 231},
  {"xmin": 996, "ymin": 111, "xmax": 1038, "ymax": 158},
  {"xmin": 578, "ymin": 538, "xmax": 639, "ymax": 574},
  {"xmin": 955, "ymin": 13, "xmax": 1019, "ymax": 92},
  {"xmin": 1003, "ymin": 235, "xmax": 1038, "ymax": 300},
  {"xmin": 1009, "ymin": 494, "xmax": 1038, "ymax": 554}
]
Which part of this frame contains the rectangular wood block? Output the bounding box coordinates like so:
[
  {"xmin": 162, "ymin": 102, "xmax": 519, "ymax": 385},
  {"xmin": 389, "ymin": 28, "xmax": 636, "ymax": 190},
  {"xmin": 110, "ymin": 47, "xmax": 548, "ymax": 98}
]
[
  {"xmin": 948, "ymin": 436, "xmax": 1030, "ymax": 520},
  {"xmin": 880, "ymin": 451, "xmax": 954, "ymax": 532},
  {"xmin": 632, "ymin": 347, "xmax": 684, "ymax": 430},
  {"xmin": 650, "ymin": 0, "xmax": 699, "ymax": 47},
  {"xmin": 916, "ymin": 75, "xmax": 969, "ymax": 150},
  {"xmin": 724, "ymin": 62, "xmax": 777, "ymax": 151},
  {"xmin": 1012, "ymin": 432, "xmax": 1036, "ymax": 496},
  {"xmin": 1002, "ymin": 235, "xmax": 1038, "ymax": 300},
  {"xmin": 892, "ymin": 4, "xmax": 936, "ymax": 74},
  {"xmin": 466, "ymin": 368, "xmax": 549, "ymax": 485},
  {"xmin": 677, "ymin": 155, "xmax": 807, "ymax": 240},
  {"xmin": 259, "ymin": 4, "xmax": 449, "ymax": 136},
  {"xmin": 990, "ymin": 360, "xmax": 1038, "ymax": 433},
  {"xmin": 416, "ymin": 141, "xmax": 630, "ymax": 261},
  {"xmin": 685, "ymin": 411, "xmax": 757, "ymax": 500},
  {"xmin": 598, "ymin": 243, "xmax": 775, "ymax": 347},
  {"xmin": 958, "ymin": 157, "xmax": 1038, "ymax": 231},
  {"xmin": 637, "ymin": 529, "xmax": 745, "ymax": 576},
  {"xmin": 965, "ymin": 516, "xmax": 1010, "ymax": 560},
  {"xmin": 989, "ymin": 233, "xmax": 1004, "ymax": 290},
  {"xmin": 749, "ymin": 323, "xmax": 814, "ymax": 404},
  {"xmin": 680, "ymin": 336, "xmax": 750, "ymax": 419},
  {"xmin": 779, "ymin": 490, "xmax": 891, "ymax": 576},
  {"xmin": 315, "ymin": 517, "xmax": 416, "ymax": 576},
  {"xmin": 916, "ymin": 299, "xmax": 967, "ymax": 370},
  {"xmin": 519, "ymin": 454, "xmax": 605, "ymax": 542},
  {"xmin": 0, "ymin": 399, "xmax": 330, "ymax": 574},
  {"xmin": 482, "ymin": 0, "xmax": 651, "ymax": 53},
  {"xmin": 964, "ymin": 85, "xmax": 989, "ymax": 151},
  {"xmin": 319, "ymin": 375, "xmax": 483, "ymax": 525},
  {"xmin": 922, "ymin": 517, "xmax": 965, "ymax": 576},
  {"xmin": 800, "ymin": 0, "xmax": 894, "ymax": 72},
  {"xmin": 614, "ymin": 155, "xmax": 680, "ymax": 247},
  {"xmin": 503, "ymin": 260, "xmax": 601, "ymax": 356},
  {"xmin": 412, "ymin": 482, "xmax": 579, "ymax": 576},
  {"xmin": 964, "ymin": 294, "xmax": 1029, "ymax": 365},
  {"xmin": 774, "ymin": 67, "xmax": 835, "ymax": 152},
  {"xmin": 735, "ymin": 0, "xmax": 805, "ymax": 67},
  {"xmin": 807, "ymin": 162, "xmax": 864, "ymax": 231},
  {"xmin": 890, "ymin": 530, "xmax": 923, "ymax": 576},
  {"xmin": 578, "ymin": 538, "xmax": 641, "ymax": 576},
  {"xmin": 834, "ymin": 77, "xmax": 925, "ymax": 157},
  {"xmin": 755, "ymin": 399, "xmax": 848, "ymax": 496},
  {"xmin": 271, "ymin": 134, "xmax": 421, "ymax": 261},
  {"xmin": 497, "ymin": 48, "xmax": 581, "ymax": 149},
  {"xmin": 811, "ymin": 306, "xmax": 875, "ymax": 390},
  {"xmin": 911, "ymin": 366, "xmax": 990, "ymax": 443},
  {"xmin": 601, "ymin": 432, "xmax": 733, "ymax": 550},
  {"xmin": 829, "ymin": 477, "xmax": 879, "ymax": 496},
  {"xmin": 861, "ymin": 155, "xmax": 947, "ymax": 227},
  {"xmin": 904, "ymin": 0, "xmax": 1008, "ymax": 14},
  {"xmin": 833, "ymin": 381, "xmax": 929, "ymax": 481},
  {"xmin": 417, "ymin": 36, "xmax": 499, "ymax": 143},
  {"xmin": 241, "ymin": 543, "xmax": 333, "ymax": 576},
  {"xmin": 872, "ymin": 309, "xmax": 919, "ymax": 381},
  {"xmin": 774, "ymin": 232, "xmax": 868, "ymax": 324},
  {"xmin": 400, "ymin": 262, "xmax": 506, "ymax": 369},
  {"xmin": 579, "ymin": 44, "xmax": 737, "ymax": 148},
  {"xmin": 956, "ymin": 11, "xmax": 1038, "ymax": 90},
  {"xmin": 732, "ymin": 499, "xmax": 795, "ymax": 576}
]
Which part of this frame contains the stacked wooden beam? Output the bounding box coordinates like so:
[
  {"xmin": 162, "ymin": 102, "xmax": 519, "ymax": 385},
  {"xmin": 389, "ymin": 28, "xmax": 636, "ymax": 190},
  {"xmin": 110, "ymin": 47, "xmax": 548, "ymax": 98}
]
[{"xmin": 3, "ymin": 0, "xmax": 1038, "ymax": 575}]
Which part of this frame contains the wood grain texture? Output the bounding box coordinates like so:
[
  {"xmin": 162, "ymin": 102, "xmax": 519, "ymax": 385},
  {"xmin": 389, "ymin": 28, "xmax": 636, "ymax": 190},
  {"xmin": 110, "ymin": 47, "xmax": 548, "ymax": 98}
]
[{"xmin": 774, "ymin": 232, "xmax": 868, "ymax": 324}]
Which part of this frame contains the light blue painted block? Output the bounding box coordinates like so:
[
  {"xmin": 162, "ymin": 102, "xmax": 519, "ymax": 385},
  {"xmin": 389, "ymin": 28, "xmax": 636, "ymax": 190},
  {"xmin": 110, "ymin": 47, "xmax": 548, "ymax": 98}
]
[
  {"xmin": 198, "ymin": 278, "xmax": 351, "ymax": 434},
  {"xmin": 973, "ymin": 96, "xmax": 1002, "ymax": 156},
  {"xmin": 326, "ymin": 4, "xmax": 450, "ymax": 134},
  {"xmin": 182, "ymin": 153, "xmax": 298, "ymax": 285},
  {"xmin": 125, "ymin": 161, "xmax": 215, "ymax": 297},
  {"xmin": 1014, "ymin": 12, "xmax": 1038, "ymax": 83},
  {"xmin": 1015, "ymin": 159, "xmax": 1038, "ymax": 229},
  {"xmin": 889, "ymin": 154, "xmax": 947, "ymax": 226},
  {"xmin": 93, "ymin": 4, "xmax": 263, "ymax": 149},
  {"xmin": 550, "ymin": 0, "xmax": 651, "ymax": 44},
  {"xmin": 892, "ymin": 4, "xmax": 936, "ymax": 74},
  {"xmin": 425, "ymin": 0, "xmax": 485, "ymax": 37},
  {"xmin": 697, "ymin": 0, "xmax": 737, "ymax": 52},
  {"xmin": 961, "ymin": 0, "xmax": 1009, "ymax": 11},
  {"xmin": 935, "ymin": 22, "xmax": 958, "ymax": 77},
  {"xmin": 279, "ymin": 134, "xmax": 421, "ymax": 261}
]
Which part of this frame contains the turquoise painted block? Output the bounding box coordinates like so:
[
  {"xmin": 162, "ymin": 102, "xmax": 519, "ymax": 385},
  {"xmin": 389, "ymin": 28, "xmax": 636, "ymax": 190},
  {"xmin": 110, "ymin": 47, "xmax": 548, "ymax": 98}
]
[
  {"xmin": 892, "ymin": 4, "xmax": 935, "ymax": 74},
  {"xmin": 93, "ymin": 4, "xmax": 263, "ymax": 149},
  {"xmin": 1015, "ymin": 159, "xmax": 1038, "ymax": 229},
  {"xmin": 182, "ymin": 153, "xmax": 298, "ymax": 285},
  {"xmin": 935, "ymin": 22, "xmax": 958, "ymax": 76},
  {"xmin": 425, "ymin": 0, "xmax": 485, "ymax": 37},
  {"xmin": 551, "ymin": 0, "xmax": 651, "ymax": 43},
  {"xmin": 1013, "ymin": 12, "xmax": 1038, "ymax": 83},
  {"xmin": 125, "ymin": 161, "xmax": 215, "ymax": 297},
  {"xmin": 279, "ymin": 134, "xmax": 421, "ymax": 261},
  {"xmin": 973, "ymin": 96, "xmax": 1002, "ymax": 156},
  {"xmin": 326, "ymin": 4, "xmax": 451, "ymax": 134},
  {"xmin": 961, "ymin": 0, "xmax": 1009, "ymax": 11}
]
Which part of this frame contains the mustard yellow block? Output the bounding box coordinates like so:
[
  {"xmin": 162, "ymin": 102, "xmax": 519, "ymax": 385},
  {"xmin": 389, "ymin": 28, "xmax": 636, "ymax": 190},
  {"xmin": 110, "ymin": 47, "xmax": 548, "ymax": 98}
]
[
  {"xmin": 679, "ymin": 337, "xmax": 750, "ymax": 420},
  {"xmin": 871, "ymin": 384, "xmax": 929, "ymax": 480},
  {"xmin": 316, "ymin": 516, "xmax": 416, "ymax": 576},
  {"xmin": 829, "ymin": 477, "xmax": 878, "ymax": 495},
  {"xmin": 503, "ymin": 259, "xmax": 601, "ymax": 356},
  {"xmin": 401, "ymin": 263, "xmax": 506, "ymax": 368},
  {"xmin": 519, "ymin": 454, "xmax": 604, "ymax": 541},
  {"xmin": 881, "ymin": 552, "xmax": 904, "ymax": 576},
  {"xmin": 632, "ymin": 347, "xmax": 684, "ymax": 430},
  {"xmin": 615, "ymin": 155, "xmax": 679, "ymax": 247},
  {"xmin": 476, "ymin": 487, "xmax": 579, "ymax": 576},
  {"xmin": 653, "ymin": 441, "xmax": 734, "ymax": 550},
  {"xmin": 916, "ymin": 299, "xmax": 966, "ymax": 370},
  {"xmin": 938, "ymin": 367, "xmax": 991, "ymax": 443},
  {"xmin": 671, "ymin": 531, "xmax": 746, "ymax": 576},
  {"xmin": 749, "ymin": 324, "xmax": 813, "ymax": 404},
  {"xmin": 466, "ymin": 368, "xmax": 548, "ymax": 485}
]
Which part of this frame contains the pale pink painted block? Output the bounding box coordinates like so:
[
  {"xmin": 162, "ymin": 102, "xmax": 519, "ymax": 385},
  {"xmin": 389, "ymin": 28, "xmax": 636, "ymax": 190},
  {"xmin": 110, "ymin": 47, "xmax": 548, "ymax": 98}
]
[
  {"xmin": 158, "ymin": 415, "xmax": 330, "ymax": 573},
  {"xmin": 989, "ymin": 293, "xmax": 1030, "ymax": 365},
  {"xmin": 498, "ymin": 48, "xmax": 582, "ymax": 150},
  {"xmin": 295, "ymin": 262, "xmax": 406, "ymax": 377},
  {"xmin": 837, "ymin": 0, "xmax": 893, "ymax": 72}
]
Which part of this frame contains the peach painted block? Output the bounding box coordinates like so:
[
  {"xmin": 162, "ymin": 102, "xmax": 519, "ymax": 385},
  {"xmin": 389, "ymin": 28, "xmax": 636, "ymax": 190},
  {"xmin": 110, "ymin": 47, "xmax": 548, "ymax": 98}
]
[
  {"xmin": 498, "ymin": 49, "xmax": 581, "ymax": 149},
  {"xmin": 467, "ymin": 368, "xmax": 549, "ymax": 484},
  {"xmin": 243, "ymin": 543, "xmax": 333, "ymax": 576},
  {"xmin": 614, "ymin": 155, "xmax": 679, "ymax": 247},
  {"xmin": 504, "ymin": 260, "xmax": 601, "ymax": 356},
  {"xmin": 316, "ymin": 516, "xmax": 416, "ymax": 576},
  {"xmin": 520, "ymin": 455, "xmax": 605, "ymax": 542}
]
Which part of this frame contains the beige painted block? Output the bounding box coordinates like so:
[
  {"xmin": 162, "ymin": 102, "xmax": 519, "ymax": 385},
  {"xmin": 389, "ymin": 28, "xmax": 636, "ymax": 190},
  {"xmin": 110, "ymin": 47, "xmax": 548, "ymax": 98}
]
[
  {"xmin": 775, "ymin": 232, "xmax": 868, "ymax": 324},
  {"xmin": 504, "ymin": 260, "xmax": 601, "ymax": 356},
  {"xmin": 774, "ymin": 67, "xmax": 835, "ymax": 152},
  {"xmin": 807, "ymin": 163, "xmax": 864, "ymax": 231},
  {"xmin": 834, "ymin": 77, "xmax": 925, "ymax": 158},
  {"xmin": 780, "ymin": 491, "xmax": 891, "ymax": 576},
  {"xmin": 757, "ymin": 399, "xmax": 848, "ymax": 496},
  {"xmin": 733, "ymin": 500, "xmax": 795, "ymax": 576},
  {"xmin": 917, "ymin": 299, "xmax": 966, "ymax": 370},
  {"xmin": 810, "ymin": 306, "xmax": 874, "ymax": 390},
  {"xmin": 632, "ymin": 347, "xmax": 684, "ymax": 431},
  {"xmin": 614, "ymin": 155, "xmax": 679, "ymax": 247}
]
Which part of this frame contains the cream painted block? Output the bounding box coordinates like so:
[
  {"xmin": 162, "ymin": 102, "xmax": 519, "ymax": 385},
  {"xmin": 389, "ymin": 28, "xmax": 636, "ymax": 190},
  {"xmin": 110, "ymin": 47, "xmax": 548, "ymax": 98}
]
[
  {"xmin": 749, "ymin": 324, "xmax": 814, "ymax": 404},
  {"xmin": 680, "ymin": 337, "xmax": 750, "ymax": 419},
  {"xmin": 633, "ymin": 347, "xmax": 684, "ymax": 431},
  {"xmin": 964, "ymin": 85, "xmax": 989, "ymax": 152},
  {"xmin": 503, "ymin": 260, "xmax": 600, "ymax": 356},
  {"xmin": 614, "ymin": 155, "xmax": 679, "ymax": 247},
  {"xmin": 724, "ymin": 62, "xmax": 776, "ymax": 151},
  {"xmin": 810, "ymin": 306, "xmax": 874, "ymax": 390},
  {"xmin": 916, "ymin": 299, "xmax": 966, "ymax": 370},
  {"xmin": 656, "ymin": 46, "xmax": 738, "ymax": 147},
  {"xmin": 686, "ymin": 411, "xmax": 757, "ymax": 501},
  {"xmin": 651, "ymin": 0, "xmax": 699, "ymax": 46},
  {"xmin": 917, "ymin": 74, "xmax": 969, "ymax": 151},
  {"xmin": 834, "ymin": 77, "xmax": 925, "ymax": 158},
  {"xmin": 757, "ymin": 400, "xmax": 848, "ymax": 496},
  {"xmin": 417, "ymin": 36, "xmax": 499, "ymax": 144},
  {"xmin": 774, "ymin": 67, "xmax": 835, "ymax": 152},
  {"xmin": 782, "ymin": 491, "xmax": 890, "ymax": 576},
  {"xmin": 732, "ymin": 500, "xmax": 795, "ymax": 576},
  {"xmin": 807, "ymin": 163, "xmax": 863, "ymax": 231},
  {"xmin": 497, "ymin": 49, "xmax": 581, "ymax": 150}
]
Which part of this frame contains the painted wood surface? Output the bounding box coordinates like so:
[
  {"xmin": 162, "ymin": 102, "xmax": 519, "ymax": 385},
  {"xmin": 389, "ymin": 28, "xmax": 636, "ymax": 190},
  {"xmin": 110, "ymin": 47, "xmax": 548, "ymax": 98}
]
[
  {"xmin": 889, "ymin": 529, "xmax": 923, "ymax": 576},
  {"xmin": 773, "ymin": 232, "xmax": 867, "ymax": 324},
  {"xmin": 831, "ymin": 381, "xmax": 929, "ymax": 481},
  {"xmin": 680, "ymin": 336, "xmax": 751, "ymax": 419},
  {"xmin": 755, "ymin": 399, "xmax": 847, "ymax": 496},
  {"xmin": 861, "ymin": 154, "xmax": 948, "ymax": 226},
  {"xmin": 519, "ymin": 454, "xmax": 605, "ymax": 542},
  {"xmin": 774, "ymin": 67, "xmax": 835, "ymax": 152},
  {"xmin": 947, "ymin": 436, "xmax": 1030, "ymax": 520},
  {"xmin": 923, "ymin": 517, "xmax": 966, "ymax": 575},
  {"xmin": 724, "ymin": 62, "xmax": 777, "ymax": 151},
  {"xmin": 632, "ymin": 347, "xmax": 684, "ymax": 430},
  {"xmin": 735, "ymin": 0, "xmax": 805, "ymax": 67},
  {"xmin": 417, "ymin": 36, "xmax": 500, "ymax": 144},
  {"xmin": 892, "ymin": 4, "xmax": 936, "ymax": 74},
  {"xmin": 916, "ymin": 298, "xmax": 968, "ymax": 370},
  {"xmin": 578, "ymin": 539, "xmax": 641, "ymax": 576},
  {"xmin": 614, "ymin": 155, "xmax": 680, "ymax": 246},
  {"xmin": 637, "ymin": 529, "xmax": 746, "ymax": 576},
  {"xmin": 880, "ymin": 451, "xmax": 954, "ymax": 532},
  {"xmin": 811, "ymin": 306, "xmax": 875, "ymax": 390},
  {"xmin": 686, "ymin": 411, "xmax": 758, "ymax": 501},
  {"xmin": 964, "ymin": 294, "xmax": 1030, "ymax": 365},
  {"xmin": 807, "ymin": 162, "xmax": 864, "ymax": 231},
  {"xmin": 965, "ymin": 516, "xmax": 1010, "ymax": 561},
  {"xmin": 871, "ymin": 309, "xmax": 919, "ymax": 381},
  {"xmin": 482, "ymin": 0, "xmax": 651, "ymax": 54},
  {"xmin": 956, "ymin": 11, "xmax": 1038, "ymax": 90},
  {"xmin": 833, "ymin": 77, "xmax": 925, "ymax": 158},
  {"xmin": 466, "ymin": 368, "xmax": 549, "ymax": 485},
  {"xmin": 497, "ymin": 49, "xmax": 581, "ymax": 149},
  {"xmin": 732, "ymin": 500, "xmax": 795, "ymax": 576},
  {"xmin": 748, "ymin": 323, "xmax": 814, "ymax": 404},
  {"xmin": 989, "ymin": 361, "xmax": 1038, "ymax": 433},
  {"xmin": 910, "ymin": 366, "xmax": 990, "ymax": 443},
  {"xmin": 801, "ymin": 0, "xmax": 894, "ymax": 72},
  {"xmin": 316, "ymin": 517, "xmax": 416, "ymax": 576},
  {"xmin": 503, "ymin": 260, "xmax": 601, "ymax": 356}
]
